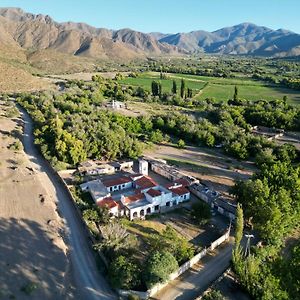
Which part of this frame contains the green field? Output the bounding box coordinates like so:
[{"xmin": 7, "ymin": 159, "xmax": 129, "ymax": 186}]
[
  {"xmin": 118, "ymin": 73, "xmax": 206, "ymax": 94},
  {"xmin": 195, "ymin": 83, "xmax": 300, "ymax": 103},
  {"xmin": 118, "ymin": 72, "xmax": 300, "ymax": 104}
]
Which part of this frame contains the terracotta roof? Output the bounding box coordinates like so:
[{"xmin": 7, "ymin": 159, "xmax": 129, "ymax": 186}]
[
  {"xmin": 175, "ymin": 178, "xmax": 190, "ymax": 187},
  {"xmin": 147, "ymin": 188, "xmax": 162, "ymax": 197},
  {"xmin": 164, "ymin": 182, "xmax": 175, "ymax": 189},
  {"xmin": 102, "ymin": 176, "xmax": 132, "ymax": 187},
  {"xmin": 135, "ymin": 176, "xmax": 157, "ymax": 189},
  {"xmin": 123, "ymin": 193, "xmax": 145, "ymax": 204},
  {"xmin": 97, "ymin": 197, "xmax": 119, "ymax": 209},
  {"xmin": 170, "ymin": 186, "xmax": 190, "ymax": 196}
]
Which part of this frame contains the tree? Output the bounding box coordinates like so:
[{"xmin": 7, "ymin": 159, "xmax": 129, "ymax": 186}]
[
  {"xmin": 108, "ymin": 255, "xmax": 141, "ymax": 289},
  {"xmin": 96, "ymin": 222, "xmax": 137, "ymax": 253},
  {"xmin": 235, "ymin": 203, "xmax": 244, "ymax": 249},
  {"xmin": 187, "ymin": 88, "xmax": 193, "ymax": 98},
  {"xmin": 177, "ymin": 139, "xmax": 185, "ymax": 149},
  {"xmin": 144, "ymin": 251, "xmax": 178, "ymax": 288},
  {"xmin": 172, "ymin": 80, "xmax": 177, "ymax": 94},
  {"xmin": 149, "ymin": 130, "xmax": 164, "ymax": 143},
  {"xmin": 151, "ymin": 81, "xmax": 159, "ymax": 96},
  {"xmin": 180, "ymin": 78, "xmax": 185, "ymax": 99},
  {"xmin": 191, "ymin": 201, "xmax": 211, "ymax": 224},
  {"xmin": 158, "ymin": 82, "xmax": 162, "ymax": 98},
  {"xmin": 202, "ymin": 289, "xmax": 225, "ymax": 300},
  {"xmin": 149, "ymin": 225, "xmax": 194, "ymax": 264},
  {"xmin": 233, "ymin": 85, "xmax": 239, "ymax": 102}
]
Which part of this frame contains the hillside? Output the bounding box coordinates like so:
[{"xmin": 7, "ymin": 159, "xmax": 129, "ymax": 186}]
[
  {"xmin": 0, "ymin": 7, "xmax": 182, "ymax": 60},
  {"xmin": 155, "ymin": 23, "xmax": 300, "ymax": 57}
]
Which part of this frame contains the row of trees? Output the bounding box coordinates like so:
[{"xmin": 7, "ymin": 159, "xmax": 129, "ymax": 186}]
[
  {"xmin": 151, "ymin": 79, "xmax": 193, "ymax": 99},
  {"xmin": 231, "ymin": 159, "xmax": 300, "ymax": 299},
  {"xmin": 151, "ymin": 112, "xmax": 299, "ymax": 162}
]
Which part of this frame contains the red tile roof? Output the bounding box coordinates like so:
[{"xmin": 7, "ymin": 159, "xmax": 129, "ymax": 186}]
[
  {"xmin": 175, "ymin": 178, "xmax": 190, "ymax": 187},
  {"xmin": 123, "ymin": 193, "xmax": 145, "ymax": 204},
  {"xmin": 147, "ymin": 188, "xmax": 162, "ymax": 197},
  {"xmin": 102, "ymin": 176, "xmax": 132, "ymax": 187},
  {"xmin": 97, "ymin": 197, "xmax": 119, "ymax": 209},
  {"xmin": 170, "ymin": 186, "xmax": 190, "ymax": 196},
  {"xmin": 135, "ymin": 176, "xmax": 157, "ymax": 189},
  {"xmin": 164, "ymin": 182, "xmax": 175, "ymax": 189}
]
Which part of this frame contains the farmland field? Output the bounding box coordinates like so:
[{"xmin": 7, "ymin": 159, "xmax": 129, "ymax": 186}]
[
  {"xmin": 118, "ymin": 73, "xmax": 206, "ymax": 94},
  {"xmin": 195, "ymin": 83, "xmax": 300, "ymax": 104},
  {"xmin": 118, "ymin": 72, "xmax": 300, "ymax": 104}
]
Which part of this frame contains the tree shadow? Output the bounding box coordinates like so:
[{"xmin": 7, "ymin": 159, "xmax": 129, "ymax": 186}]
[{"xmin": 0, "ymin": 217, "xmax": 71, "ymax": 299}]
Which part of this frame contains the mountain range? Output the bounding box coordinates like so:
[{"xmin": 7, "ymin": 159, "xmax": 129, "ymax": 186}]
[{"xmin": 0, "ymin": 7, "xmax": 300, "ymax": 62}]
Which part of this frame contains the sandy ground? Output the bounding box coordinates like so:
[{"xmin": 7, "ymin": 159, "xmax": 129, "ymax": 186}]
[
  {"xmin": 48, "ymin": 71, "xmax": 128, "ymax": 81},
  {"xmin": 144, "ymin": 144, "xmax": 255, "ymax": 196},
  {"xmin": 0, "ymin": 101, "xmax": 77, "ymax": 299}
]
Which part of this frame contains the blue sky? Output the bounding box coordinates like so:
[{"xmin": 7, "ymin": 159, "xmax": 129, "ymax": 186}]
[{"xmin": 1, "ymin": 0, "xmax": 299, "ymax": 33}]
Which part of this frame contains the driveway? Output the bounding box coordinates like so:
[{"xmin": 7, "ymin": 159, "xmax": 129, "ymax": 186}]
[{"xmin": 19, "ymin": 105, "xmax": 117, "ymax": 300}]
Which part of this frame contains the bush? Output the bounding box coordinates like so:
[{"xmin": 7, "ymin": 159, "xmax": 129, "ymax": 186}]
[
  {"xmin": 177, "ymin": 139, "xmax": 186, "ymax": 149},
  {"xmin": 8, "ymin": 140, "xmax": 23, "ymax": 151},
  {"xmin": 202, "ymin": 289, "xmax": 225, "ymax": 300},
  {"xmin": 109, "ymin": 255, "xmax": 141, "ymax": 289},
  {"xmin": 20, "ymin": 282, "xmax": 39, "ymax": 295},
  {"xmin": 191, "ymin": 201, "xmax": 211, "ymax": 225},
  {"xmin": 144, "ymin": 250, "xmax": 178, "ymax": 288}
]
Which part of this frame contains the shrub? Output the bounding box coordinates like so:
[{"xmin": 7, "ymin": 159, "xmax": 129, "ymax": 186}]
[
  {"xmin": 144, "ymin": 250, "xmax": 178, "ymax": 288},
  {"xmin": 109, "ymin": 255, "xmax": 141, "ymax": 289},
  {"xmin": 8, "ymin": 140, "xmax": 23, "ymax": 151},
  {"xmin": 177, "ymin": 139, "xmax": 186, "ymax": 149},
  {"xmin": 191, "ymin": 201, "xmax": 211, "ymax": 225}
]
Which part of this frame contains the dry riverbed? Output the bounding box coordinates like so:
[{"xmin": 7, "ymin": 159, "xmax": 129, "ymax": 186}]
[{"xmin": 0, "ymin": 100, "xmax": 77, "ymax": 299}]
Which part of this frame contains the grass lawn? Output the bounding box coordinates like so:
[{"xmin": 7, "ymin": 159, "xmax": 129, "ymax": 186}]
[{"xmin": 121, "ymin": 218, "xmax": 166, "ymax": 239}]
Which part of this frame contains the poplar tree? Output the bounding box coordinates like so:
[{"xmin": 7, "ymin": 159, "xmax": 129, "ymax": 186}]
[
  {"xmin": 235, "ymin": 203, "xmax": 244, "ymax": 249},
  {"xmin": 233, "ymin": 85, "xmax": 239, "ymax": 102},
  {"xmin": 180, "ymin": 78, "xmax": 185, "ymax": 98},
  {"xmin": 172, "ymin": 80, "xmax": 177, "ymax": 94}
]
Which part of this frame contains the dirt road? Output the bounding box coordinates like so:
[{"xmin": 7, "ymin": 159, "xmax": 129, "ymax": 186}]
[{"xmin": 19, "ymin": 105, "xmax": 116, "ymax": 299}]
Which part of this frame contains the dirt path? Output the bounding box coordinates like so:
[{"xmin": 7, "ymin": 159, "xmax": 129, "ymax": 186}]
[
  {"xmin": 0, "ymin": 101, "xmax": 76, "ymax": 299},
  {"xmin": 18, "ymin": 104, "xmax": 117, "ymax": 299}
]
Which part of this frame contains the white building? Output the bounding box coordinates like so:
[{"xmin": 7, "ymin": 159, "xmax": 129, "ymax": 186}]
[
  {"xmin": 80, "ymin": 180, "xmax": 110, "ymax": 202},
  {"xmin": 139, "ymin": 160, "xmax": 148, "ymax": 176},
  {"xmin": 102, "ymin": 176, "xmax": 133, "ymax": 192},
  {"xmin": 80, "ymin": 173, "xmax": 191, "ymax": 220}
]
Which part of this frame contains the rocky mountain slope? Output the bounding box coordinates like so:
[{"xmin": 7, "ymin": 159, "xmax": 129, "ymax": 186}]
[
  {"xmin": 0, "ymin": 7, "xmax": 182, "ymax": 60},
  {"xmin": 154, "ymin": 23, "xmax": 300, "ymax": 57}
]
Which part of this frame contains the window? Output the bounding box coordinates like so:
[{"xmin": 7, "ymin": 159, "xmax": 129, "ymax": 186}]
[
  {"xmin": 166, "ymin": 202, "xmax": 170, "ymax": 207},
  {"xmin": 122, "ymin": 184, "xmax": 125, "ymax": 188},
  {"xmin": 155, "ymin": 205, "xmax": 159, "ymax": 211}
]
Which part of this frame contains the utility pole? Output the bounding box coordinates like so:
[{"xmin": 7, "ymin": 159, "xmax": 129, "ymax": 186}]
[{"xmin": 244, "ymin": 234, "xmax": 254, "ymax": 256}]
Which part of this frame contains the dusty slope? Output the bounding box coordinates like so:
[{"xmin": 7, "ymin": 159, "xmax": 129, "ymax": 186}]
[
  {"xmin": 0, "ymin": 7, "xmax": 181, "ymax": 60},
  {"xmin": 0, "ymin": 100, "xmax": 77, "ymax": 299},
  {"xmin": 0, "ymin": 60, "xmax": 50, "ymax": 92}
]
